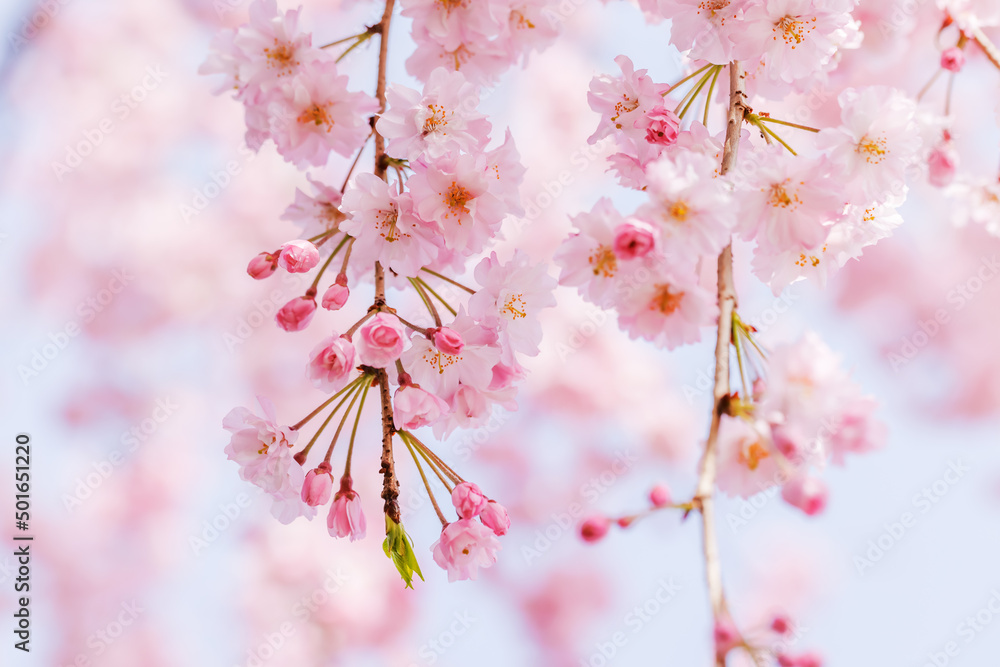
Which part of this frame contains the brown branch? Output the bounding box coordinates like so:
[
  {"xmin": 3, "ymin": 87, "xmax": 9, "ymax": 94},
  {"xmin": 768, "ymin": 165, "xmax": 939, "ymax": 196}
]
[
  {"xmin": 376, "ymin": 369, "xmax": 400, "ymax": 523},
  {"xmin": 695, "ymin": 61, "xmax": 747, "ymax": 665}
]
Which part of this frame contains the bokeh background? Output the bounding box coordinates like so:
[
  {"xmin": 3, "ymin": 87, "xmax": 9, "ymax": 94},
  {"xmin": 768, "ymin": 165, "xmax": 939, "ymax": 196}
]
[{"xmin": 2, "ymin": 0, "xmax": 1000, "ymax": 665}]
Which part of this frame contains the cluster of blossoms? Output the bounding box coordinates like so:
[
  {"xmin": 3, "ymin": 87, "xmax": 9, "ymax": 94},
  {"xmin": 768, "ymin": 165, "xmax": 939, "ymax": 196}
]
[
  {"xmin": 206, "ymin": 0, "xmax": 554, "ymax": 585},
  {"xmin": 401, "ymin": 0, "xmax": 560, "ymax": 85}
]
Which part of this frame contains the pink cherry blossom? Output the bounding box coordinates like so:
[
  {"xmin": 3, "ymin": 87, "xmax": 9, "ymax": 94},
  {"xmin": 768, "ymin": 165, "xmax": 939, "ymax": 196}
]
[
  {"xmin": 480, "ymin": 500, "xmax": 510, "ymax": 536},
  {"xmin": 223, "ymin": 397, "xmax": 314, "ymax": 523},
  {"xmin": 402, "ymin": 311, "xmax": 501, "ymax": 401},
  {"xmin": 649, "ymin": 484, "xmax": 672, "ymax": 508},
  {"xmin": 328, "ymin": 476, "xmax": 366, "ymax": 541},
  {"xmin": 302, "ymin": 462, "xmax": 334, "ymax": 506},
  {"xmin": 781, "ymin": 474, "xmax": 828, "ymax": 516},
  {"xmin": 616, "ymin": 266, "xmax": 718, "ymax": 350},
  {"xmin": 393, "ymin": 384, "xmax": 450, "ymax": 429},
  {"xmin": 356, "ymin": 313, "xmax": 409, "ymax": 368},
  {"xmin": 247, "ymin": 252, "xmax": 278, "ymax": 279},
  {"xmin": 276, "ymin": 295, "xmax": 317, "ymax": 332},
  {"xmin": 469, "ymin": 250, "xmax": 557, "ymax": 362},
  {"xmin": 588, "ymin": 55, "xmax": 667, "ymax": 147},
  {"xmin": 941, "ymin": 46, "xmax": 966, "ymax": 72},
  {"xmin": 307, "ymin": 335, "xmax": 356, "ymax": 392},
  {"xmin": 267, "ymin": 59, "xmax": 378, "ymax": 168},
  {"xmin": 613, "ymin": 220, "xmax": 658, "ymax": 260},
  {"xmin": 658, "ymin": 0, "xmax": 751, "ymax": 65},
  {"xmin": 432, "ymin": 327, "xmax": 464, "ymax": 355},
  {"xmin": 431, "ymin": 519, "xmax": 501, "ymax": 582},
  {"xmin": 377, "ymin": 67, "xmax": 491, "ymax": 160},
  {"xmin": 580, "ymin": 515, "xmax": 611, "ymax": 543},
  {"xmin": 716, "ymin": 416, "xmax": 782, "ymax": 498},
  {"xmin": 642, "ymin": 106, "xmax": 681, "ymax": 146},
  {"xmin": 451, "ymin": 481, "xmax": 488, "ymax": 519},
  {"xmin": 281, "ymin": 174, "xmax": 346, "ymax": 239},
  {"xmin": 277, "ymin": 239, "xmax": 320, "ymax": 273},
  {"xmin": 340, "ymin": 173, "xmax": 439, "ymax": 277},
  {"xmin": 321, "ymin": 276, "xmax": 350, "ymax": 311},
  {"xmin": 555, "ymin": 198, "xmax": 628, "ymax": 308},
  {"xmin": 928, "ymin": 138, "xmax": 959, "ymax": 187}
]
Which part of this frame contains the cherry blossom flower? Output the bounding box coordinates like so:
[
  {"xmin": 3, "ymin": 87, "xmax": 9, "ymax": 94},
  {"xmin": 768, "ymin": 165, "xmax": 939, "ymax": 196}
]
[
  {"xmin": 307, "ymin": 335, "xmax": 356, "ymax": 393},
  {"xmin": 302, "ymin": 462, "xmax": 334, "ymax": 506},
  {"xmin": 649, "ymin": 484, "xmax": 672, "ymax": 507},
  {"xmin": 781, "ymin": 474, "xmax": 828, "ymax": 515},
  {"xmin": 555, "ymin": 198, "xmax": 628, "ymax": 308},
  {"xmin": 948, "ymin": 178, "xmax": 1000, "ymax": 235},
  {"xmin": 469, "ymin": 250, "xmax": 557, "ymax": 362},
  {"xmin": 588, "ymin": 55, "xmax": 667, "ymax": 147},
  {"xmin": 321, "ymin": 276, "xmax": 350, "ymax": 311},
  {"xmin": 267, "ymin": 59, "xmax": 378, "ymax": 168},
  {"xmin": 393, "ymin": 384, "xmax": 450, "ymax": 429},
  {"xmin": 277, "ymin": 239, "xmax": 320, "ymax": 273},
  {"xmin": 928, "ymin": 138, "xmax": 959, "ymax": 187},
  {"xmin": 613, "ymin": 219, "xmax": 658, "ymax": 260},
  {"xmin": 817, "ymin": 86, "xmax": 922, "ymax": 204},
  {"xmin": 340, "ymin": 173, "xmax": 439, "ymax": 277},
  {"xmin": 276, "ymin": 295, "xmax": 318, "ymax": 332},
  {"xmin": 616, "ymin": 266, "xmax": 718, "ymax": 349},
  {"xmin": 579, "ymin": 515, "xmax": 611, "ymax": 542},
  {"xmin": 716, "ymin": 415, "xmax": 782, "ymax": 498},
  {"xmin": 281, "ymin": 175, "xmax": 346, "ymax": 240},
  {"xmin": 479, "ymin": 500, "xmax": 510, "ymax": 535},
  {"xmin": 247, "ymin": 252, "xmax": 278, "ymax": 279},
  {"xmin": 451, "ymin": 481, "xmax": 488, "ymax": 519},
  {"xmin": 658, "ymin": 0, "xmax": 751, "ymax": 65},
  {"xmin": 377, "ymin": 67, "xmax": 491, "ymax": 160},
  {"xmin": 356, "ymin": 313, "xmax": 409, "ymax": 368},
  {"xmin": 223, "ymin": 397, "xmax": 314, "ymax": 523},
  {"xmin": 432, "ymin": 327, "xmax": 465, "ymax": 355},
  {"xmin": 431, "ymin": 519, "xmax": 501, "ymax": 581},
  {"xmin": 941, "ymin": 46, "xmax": 966, "ymax": 72},
  {"xmin": 402, "ymin": 311, "xmax": 501, "ymax": 400},
  {"xmin": 328, "ymin": 476, "xmax": 366, "ymax": 541}
]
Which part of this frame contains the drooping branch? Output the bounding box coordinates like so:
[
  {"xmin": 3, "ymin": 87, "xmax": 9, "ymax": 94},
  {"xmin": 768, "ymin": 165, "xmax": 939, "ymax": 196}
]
[{"xmin": 695, "ymin": 61, "xmax": 747, "ymax": 663}]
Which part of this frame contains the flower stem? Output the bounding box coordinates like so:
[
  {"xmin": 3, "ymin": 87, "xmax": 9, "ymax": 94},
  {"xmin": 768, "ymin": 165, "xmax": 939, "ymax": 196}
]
[
  {"xmin": 415, "ymin": 277, "xmax": 458, "ymax": 316},
  {"xmin": 344, "ymin": 378, "xmax": 372, "ymax": 476},
  {"xmin": 663, "ymin": 62, "xmax": 713, "ymax": 95},
  {"xmin": 400, "ymin": 432, "xmax": 448, "ymax": 525},
  {"xmin": 297, "ymin": 375, "xmax": 369, "ymax": 462},
  {"xmin": 290, "ymin": 374, "xmax": 368, "ymax": 431},
  {"xmin": 420, "ymin": 267, "xmax": 476, "ymax": 294},
  {"xmin": 322, "ymin": 381, "xmax": 366, "ymax": 464}
]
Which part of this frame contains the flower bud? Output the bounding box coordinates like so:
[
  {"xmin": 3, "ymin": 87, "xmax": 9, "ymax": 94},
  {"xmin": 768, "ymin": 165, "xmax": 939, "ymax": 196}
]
[
  {"xmin": 322, "ymin": 281, "xmax": 350, "ymax": 311},
  {"xmin": 451, "ymin": 481, "xmax": 488, "ymax": 519},
  {"xmin": 613, "ymin": 220, "xmax": 657, "ymax": 260},
  {"xmin": 649, "ymin": 483, "xmax": 672, "ymax": 508},
  {"xmin": 927, "ymin": 140, "xmax": 959, "ymax": 188},
  {"xmin": 247, "ymin": 252, "xmax": 278, "ymax": 280},
  {"xmin": 941, "ymin": 46, "xmax": 965, "ymax": 72},
  {"xmin": 479, "ymin": 500, "xmax": 510, "ymax": 536},
  {"xmin": 278, "ymin": 240, "xmax": 321, "ymax": 273},
  {"xmin": 643, "ymin": 106, "xmax": 681, "ymax": 146},
  {"xmin": 781, "ymin": 474, "xmax": 828, "ymax": 516},
  {"xmin": 302, "ymin": 463, "xmax": 333, "ymax": 506},
  {"xmin": 276, "ymin": 295, "xmax": 317, "ymax": 332},
  {"xmin": 432, "ymin": 327, "xmax": 465, "ymax": 355},
  {"xmin": 580, "ymin": 515, "xmax": 611, "ymax": 543}
]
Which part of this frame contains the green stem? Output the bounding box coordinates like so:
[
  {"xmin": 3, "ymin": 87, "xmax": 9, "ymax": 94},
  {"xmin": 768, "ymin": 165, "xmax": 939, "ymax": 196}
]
[
  {"xmin": 298, "ymin": 375, "xmax": 369, "ymax": 460},
  {"xmin": 322, "ymin": 381, "xmax": 366, "ymax": 464},
  {"xmin": 291, "ymin": 374, "xmax": 368, "ymax": 431},
  {"xmin": 415, "ymin": 278, "xmax": 457, "ymax": 317},
  {"xmin": 756, "ymin": 116, "xmax": 820, "ymax": 133},
  {"xmin": 400, "ymin": 432, "xmax": 448, "ymax": 525},
  {"xmin": 344, "ymin": 379, "xmax": 372, "ymax": 476},
  {"xmin": 420, "ymin": 268, "xmax": 476, "ymax": 295},
  {"xmin": 703, "ymin": 66, "xmax": 722, "ymax": 128},
  {"xmin": 663, "ymin": 63, "xmax": 713, "ymax": 95},
  {"xmin": 336, "ymin": 32, "xmax": 373, "ymax": 63}
]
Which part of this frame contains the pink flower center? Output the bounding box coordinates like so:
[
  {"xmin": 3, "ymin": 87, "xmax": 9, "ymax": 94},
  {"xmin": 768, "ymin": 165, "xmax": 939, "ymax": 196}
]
[
  {"xmin": 264, "ymin": 40, "xmax": 298, "ymax": 73},
  {"xmin": 611, "ymin": 94, "xmax": 639, "ymax": 128},
  {"xmin": 441, "ymin": 182, "xmax": 472, "ymax": 218},
  {"xmin": 502, "ymin": 293, "xmax": 528, "ymax": 319},
  {"xmin": 376, "ymin": 207, "xmax": 406, "ymax": 242},
  {"xmin": 422, "ymin": 103, "xmax": 448, "ymax": 135},
  {"xmin": 774, "ymin": 15, "xmax": 816, "ymax": 46},
  {"xmin": 650, "ymin": 284, "xmax": 684, "ymax": 315},
  {"xmin": 766, "ymin": 181, "xmax": 802, "ymax": 210},
  {"xmin": 856, "ymin": 134, "xmax": 889, "ymax": 164},
  {"xmin": 739, "ymin": 440, "xmax": 770, "ymax": 471},
  {"xmin": 667, "ymin": 200, "xmax": 690, "ymax": 222},
  {"xmin": 589, "ymin": 245, "xmax": 618, "ymax": 278},
  {"xmin": 422, "ymin": 350, "xmax": 461, "ymax": 374},
  {"xmin": 298, "ymin": 104, "xmax": 334, "ymax": 130}
]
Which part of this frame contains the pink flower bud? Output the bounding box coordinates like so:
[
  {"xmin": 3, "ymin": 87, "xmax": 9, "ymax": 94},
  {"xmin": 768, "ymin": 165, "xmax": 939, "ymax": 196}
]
[
  {"xmin": 247, "ymin": 253, "xmax": 278, "ymax": 280},
  {"xmin": 941, "ymin": 46, "xmax": 965, "ymax": 72},
  {"xmin": 643, "ymin": 106, "xmax": 681, "ymax": 145},
  {"xmin": 302, "ymin": 462, "xmax": 333, "ymax": 506},
  {"xmin": 276, "ymin": 296, "xmax": 317, "ymax": 332},
  {"xmin": 580, "ymin": 515, "xmax": 611, "ymax": 543},
  {"xmin": 649, "ymin": 483, "xmax": 672, "ymax": 508},
  {"xmin": 781, "ymin": 475, "xmax": 828, "ymax": 516},
  {"xmin": 278, "ymin": 240, "xmax": 321, "ymax": 273},
  {"xmin": 432, "ymin": 327, "xmax": 465, "ymax": 355},
  {"xmin": 479, "ymin": 500, "xmax": 510, "ymax": 536},
  {"xmin": 927, "ymin": 140, "xmax": 959, "ymax": 188},
  {"xmin": 778, "ymin": 652, "xmax": 823, "ymax": 667},
  {"xmin": 613, "ymin": 220, "xmax": 657, "ymax": 260},
  {"xmin": 771, "ymin": 614, "xmax": 792, "ymax": 634},
  {"xmin": 356, "ymin": 312, "xmax": 407, "ymax": 367},
  {"xmin": 328, "ymin": 476, "xmax": 366, "ymax": 541},
  {"xmin": 308, "ymin": 336, "xmax": 356, "ymax": 392},
  {"xmin": 393, "ymin": 385, "xmax": 449, "ymax": 429},
  {"xmin": 451, "ymin": 481, "xmax": 488, "ymax": 519},
  {"xmin": 714, "ymin": 619, "xmax": 740, "ymax": 660},
  {"xmin": 321, "ymin": 281, "xmax": 350, "ymax": 311}
]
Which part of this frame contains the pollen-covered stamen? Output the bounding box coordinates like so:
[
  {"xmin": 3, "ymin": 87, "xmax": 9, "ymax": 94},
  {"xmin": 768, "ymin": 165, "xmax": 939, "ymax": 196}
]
[
  {"xmin": 773, "ymin": 15, "xmax": 817, "ymax": 47},
  {"xmin": 766, "ymin": 180, "xmax": 803, "ymax": 210},
  {"xmin": 422, "ymin": 349, "xmax": 461, "ymax": 375},
  {"xmin": 666, "ymin": 200, "xmax": 691, "ymax": 223},
  {"xmin": 422, "ymin": 103, "xmax": 448, "ymax": 136},
  {"xmin": 649, "ymin": 284, "xmax": 685, "ymax": 315},
  {"xmin": 501, "ymin": 293, "xmax": 528, "ymax": 320},
  {"xmin": 264, "ymin": 39, "xmax": 299, "ymax": 74},
  {"xmin": 440, "ymin": 181, "xmax": 472, "ymax": 219},
  {"xmin": 589, "ymin": 244, "xmax": 618, "ymax": 278},
  {"xmin": 298, "ymin": 103, "xmax": 334, "ymax": 130},
  {"xmin": 794, "ymin": 245, "xmax": 826, "ymax": 268},
  {"xmin": 375, "ymin": 207, "xmax": 408, "ymax": 242},
  {"xmin": 435, "ymin": 0, "xmax": 467, "ymax": 14},
  {"xmin": 697, "ymin": 0, "xmax": 732, "ymax": 20},
  {"xmin": 511, "ymin": 9, "xmax": 536, "ymax": 30},
  {"xmin": 856, "ymin": 134, "xmax": 889, "ymax": 164},
  {"xmin": 738, "ymin": 440, "xmax": 770, "ymax": 471},
  {"xmin": 611, "ymin": 94, "xmax": 640, "ymax": 128}
]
